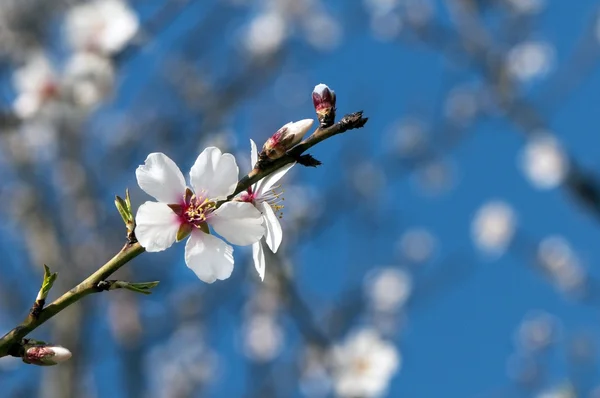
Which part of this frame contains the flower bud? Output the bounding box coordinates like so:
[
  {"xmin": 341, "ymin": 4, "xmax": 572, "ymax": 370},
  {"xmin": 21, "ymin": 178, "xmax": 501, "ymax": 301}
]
[
  {"xmin": 261, "ymin": 119, "xmax": 314, "ymax": 161},
  {"xmin": 23, "ymin": 345, "xmax": 72, "ymax": 366},
  {"xmin": 312, "ymin": 83, "xmax": 336, "ymax": 127}
]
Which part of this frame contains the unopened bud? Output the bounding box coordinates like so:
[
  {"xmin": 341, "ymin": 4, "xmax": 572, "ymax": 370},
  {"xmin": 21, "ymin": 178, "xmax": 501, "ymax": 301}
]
[
  {"xmin": 261, "ymin": 119, "xmax": 314, "ymax": 161},
  {"xmin": 23, "ymin": 345, "xmax": 72, "ymax": 366},
  {"xmin": 312, "ymin": 83, "xmax": 336, "ymax": 127}
]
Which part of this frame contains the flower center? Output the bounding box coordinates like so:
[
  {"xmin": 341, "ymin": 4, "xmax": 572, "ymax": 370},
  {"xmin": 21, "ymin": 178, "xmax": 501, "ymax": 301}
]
[
  {"xmin": 239, "ymin": 187, "xmax": 256, "ymax": 203},
  {"xmin": 353, "ymin": 357, "xmax": 371, "ymax": 375},
  {"xmin": 169, "ymin": 188, "xmax": 216, "ymax": 231},
  {"xmin": 184, "ymin": 195, "xmax": 215, "ymax": 226},
  {"xmin": 238, "ymin": 186, "xmax": 285, "ymax": 219}
]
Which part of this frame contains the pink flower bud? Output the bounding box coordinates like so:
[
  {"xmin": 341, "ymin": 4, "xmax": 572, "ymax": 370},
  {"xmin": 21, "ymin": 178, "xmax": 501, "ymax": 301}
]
[
  {"xmin": 23, "ymin": 345, "xmax": 72, "ymax": 366},
  {"xmin": 312, "ymin": 83, "xmax": 336, "ymax": 127},
  {"xmin": 261, "ymin": 119, "xmax": 314, "ymax": 161}
]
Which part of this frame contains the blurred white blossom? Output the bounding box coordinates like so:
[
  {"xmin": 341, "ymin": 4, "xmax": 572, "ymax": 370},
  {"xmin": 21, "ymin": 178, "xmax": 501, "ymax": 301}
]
[
  {"xmin": 330, "ymin": 329, "xmax": 400, "ymax": 398},
  {"xmin": 364, "ymin": 0, "xmax": 403, "ymax": 40},
  {"xmin": 520, "ymin": 134, "xmax": 568, "ymax": 189},
  {"xmin": 402, "ymin": 0, "xmax": 433, "ymax": 27},
  {"xmin": 507, "ymin": 41, "xmax": 554, "ymax": 82},
  {"xmin": 65, "ymin": 0, "xmax": 139, "ymax": 55},
  {"xmin": 243, "ymin": 314, "xmax": 284, "ymax": 362},
  {"xmin": 397, "ymin": 227, "xmax": 436, "ymax": 263},
  {"xmin": 352, "ymin": 161, "xmax": 386, "ymax": 197},
  {"xmin": 505, "ymin": 0, "xmax": 545, "ymax": 14},
  {"xmin": 515, "ymin": 311, "xmax": 560, "ymax": 352},
  {"xmin": 302, "ymin": 13, "xmax": 343, "ymax": 51},
  {"xmin": 364, "ymin": 0, "xmax": 400, "ymax": 15},
  {"xmin": 506, "ymin": 352, "xmax": 540, "ymax": 385},
  {"xmin": 12, "ymin": 52, "xmax": 59, "ymax": 119},
  {"xmin": 414, "ymin": 159, "xmax": 456, "ymax": 195},
  {"xmin": 386, "ymin": 118, "xmax": 428, "ymax": 157},
  {"xmin": 370, "ymin": 12, "xmax": 403, "ymax": 41},
  {"xmin": 145, "ymin": 323, "xmax": 220, "ymax": 398},
  {"xmin": 64, "ymin": 52, "xmax": 114, "ymax": 108},
  {"xmin": 472, "ymin": 201, "xmax": 516, "ymax": 256},
  {"xmin": 538, "ymin": 236, "xmax": 586, "ymax": 294},
  {"xmin": 244, "ymin": 12, "xmax": 287, "ymax": 56},
  {"xmin": 18, "ymin": 121, "xmax": 58, "ymax": 161},
  {"xmin": 365, "ymin": 267, "xmax": 412, "ymax": 312},
  {"xmin": 536, "ymin": 383, "xmax": 576, "ymax": 398}
]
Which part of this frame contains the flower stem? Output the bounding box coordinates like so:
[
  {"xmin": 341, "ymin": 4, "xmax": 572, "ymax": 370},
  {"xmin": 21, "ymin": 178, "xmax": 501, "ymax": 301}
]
[{"xmin": 0, "ymin": 242, "xmax": 145, "ymax": 358}]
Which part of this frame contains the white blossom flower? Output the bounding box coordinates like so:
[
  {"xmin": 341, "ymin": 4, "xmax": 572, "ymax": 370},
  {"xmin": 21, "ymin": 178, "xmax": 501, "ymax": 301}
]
[
  {"xmin": 505, "ymin": 0, "xmax": 545, "ymax": 15},
  {"xmin": 303, "ymin": 14, "xmax": 343, "ymax": 51},
  {"xmin": 244, "ymin": 12, "xmax": 287, "ymax": 56},
  {"xmin": 135, "ymin": 148, "xmax": 264, "ymax": 283},
  {"xmin": 507, "ymin": 41, "xmax": 554, "ymax": 82},
  {"xmin": 243, "ymin": 314, "xmax": 284, "ymax": 362},
  {"xmin": 365, "ymin": 267, "xmax": 412, "ymax": 312},
  {"xmin": 64, "ymin": 52, "xmax": 115, "ymax": 107},
  {"xmin": 241, "ymin": 139, "xmax": 295, "ymax": 281},
  {"xmin": 330, "ymin": 329, "xmax": 400, "ymax": 398},
  {"xmin": 65, "ymin": 0, "xmax": 139, "ymax": 55},
  {"xmin": 537, "ymin": 383, "xmax": 576, "ymax": 398},
  {"xmin": 519, "ymin": 134, "xmax": 568, "ymax": 189},
  {"xmin": 396, "ymin": 227, "xmax": 436, "ymax": 263},
  {"xmin": 385, "ymin": 118, "xmax": 427, "ymax": 157},
  {"xmin": 515, "ymin": 311, "xmax": 560, "ymax": 352},
  {"xmin": 472, "ymin": 200, "xmax": 517, "ymax": 256},
  {"xmin": 12, "ymin": 52, "xmax": 60, "ymax": 119},
  {"xmin": 537, "ymin": 236, "xmax": 586, "ymax": 293}
]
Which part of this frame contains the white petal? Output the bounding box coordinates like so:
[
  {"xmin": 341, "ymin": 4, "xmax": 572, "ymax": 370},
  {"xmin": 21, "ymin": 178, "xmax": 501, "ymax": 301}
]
[
  {"xmin": 190, "ymin": 147, "xmax": 239, "ymax": 199},
  {"xmin": 184, "ymin": 231, "xmax": 234, "ymax": 283},
  {"xmin": 135, "ymin": 201, "xmax": 180, "ymax": 252},
  {"xmin": 136, "ymin": 153, "xmax": 186, "ymax": 203},
  {"xmin": 250, "ymin": 139, "xmax": 258, "ymax": 169},
  {"xmin": 255, "ymin": 162, "xmax": 295, "ymax": 196},
  {"xmin": 252, "ymin": 241, "xmax": 266, "ymax": 281},
  {"xmin": 210, "ymin": 202, "xmax": 264, "ymax": 246},
  {"xmin": 260, "ymin": 201, "xmax": 283, "ymax": 253}
]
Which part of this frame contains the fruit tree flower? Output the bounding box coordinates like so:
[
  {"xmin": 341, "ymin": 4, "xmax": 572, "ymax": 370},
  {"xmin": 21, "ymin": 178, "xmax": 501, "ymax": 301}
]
[
  {"xmin": 519, "ymin": 134, "xmax": 568, "ymax": 190},
  {"xmin": 65, "ymin": 0, "xmax": 139, "ymax": 55},
  {"xmin": 135, "ymin": 147, "xmax": 264, "ymax": 283},
  {"xmin": 12, "ymin": 52, "xmax": 60, "ymax": 119},
  {"xmin": 240, "ymin": 139, "xmax": 295, "ymax": 280},
  {"xmin": 330, "ymin": 329, "xmax": 400, "ymax": 398},
  {"xmin": 64, "ymin": 52, "xmax": 115, "ymax": 108},
  {"xmin": 471, "ymin": 200, "xmax": 517, "ymax": 257}
]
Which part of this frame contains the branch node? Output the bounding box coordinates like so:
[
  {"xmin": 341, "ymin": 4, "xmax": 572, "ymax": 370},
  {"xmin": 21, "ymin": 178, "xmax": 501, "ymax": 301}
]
[
  {"xmin": 339, "ymin": 111, "xmax": 368, "ymax": 131},
  {"xmin": 96, "ymin": 281, "xmax": 111, "ymax": 292},
  {"xmin": 295, "ymin": 154, "xmax": 322, "ymax": 167}
]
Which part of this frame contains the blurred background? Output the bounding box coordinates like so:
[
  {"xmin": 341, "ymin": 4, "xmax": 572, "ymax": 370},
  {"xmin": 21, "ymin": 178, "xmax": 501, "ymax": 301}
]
[{"xmin": 1, "ymin": 0, "xmax": 600, "ymax": 397}]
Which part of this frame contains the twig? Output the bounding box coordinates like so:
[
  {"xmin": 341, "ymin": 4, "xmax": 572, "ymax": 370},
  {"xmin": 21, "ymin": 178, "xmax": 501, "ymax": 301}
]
[
  {"xmin": 0, "ymin": 109, "xmax": 369, "ymax": 360},
  {"xmin": 0, "ymin": 242, "xmax": 144, "ymax": 358}
]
